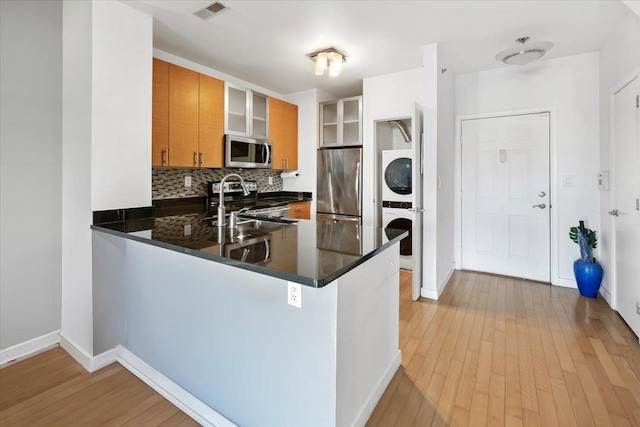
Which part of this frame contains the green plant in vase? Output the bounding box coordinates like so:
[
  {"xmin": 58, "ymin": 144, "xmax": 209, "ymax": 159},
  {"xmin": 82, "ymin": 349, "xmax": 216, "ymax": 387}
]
[{"xmin": 569, "ymin": 220, "xmax": 603, "ymax": 298}]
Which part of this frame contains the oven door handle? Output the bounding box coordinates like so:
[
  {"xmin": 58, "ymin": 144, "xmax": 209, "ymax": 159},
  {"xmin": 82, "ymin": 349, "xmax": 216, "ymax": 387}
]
[{"xmin": 263, "ymin": 240, "xmax": 270, "ymax": 263}]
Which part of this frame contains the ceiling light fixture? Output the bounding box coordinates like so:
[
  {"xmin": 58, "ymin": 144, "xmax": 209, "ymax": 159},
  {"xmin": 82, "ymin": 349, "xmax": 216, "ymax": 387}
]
[
  {"xmin": 495, "ymin": 37, "xmax": 554, "ymax": 66},
  {"xmin": 309, "ymin": 48, "xmax": 346, "ymax": 77}
]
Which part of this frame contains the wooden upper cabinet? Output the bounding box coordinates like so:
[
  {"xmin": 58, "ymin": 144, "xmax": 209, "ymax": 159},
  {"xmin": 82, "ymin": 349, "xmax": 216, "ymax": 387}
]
[
  {"xmin": 168, "ymin": 64, "xmax": 199, "ymax": 167},
  {"xmin": 152, "ymin": 59, "xmax": 169, "ymax": 166},
  {"xmin": 269, "ymin": 97, "xmax": 285, "ymax": 170},
  {"xmin": 284, "ymin": 102, "xmax": 298, "ymax": 170},
  {"xmin": 269, "ymin": 97, "xmax": 298, "ymax": 170},
  {"xmin": 198, "ymin": 74, "xmax": 224, "ymax": 168}
]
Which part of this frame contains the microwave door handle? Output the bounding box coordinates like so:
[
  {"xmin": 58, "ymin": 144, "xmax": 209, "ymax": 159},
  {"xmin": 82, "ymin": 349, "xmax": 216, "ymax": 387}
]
[{"xmin": 264, "ymin": 142, "xmax": 270, "ymax": 166}]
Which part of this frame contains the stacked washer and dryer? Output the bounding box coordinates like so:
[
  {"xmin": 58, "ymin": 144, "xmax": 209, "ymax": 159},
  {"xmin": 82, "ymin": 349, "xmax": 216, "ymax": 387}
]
[{"xmin": 382, "ymin": 149, "xmax": 414, "ymax": 270}]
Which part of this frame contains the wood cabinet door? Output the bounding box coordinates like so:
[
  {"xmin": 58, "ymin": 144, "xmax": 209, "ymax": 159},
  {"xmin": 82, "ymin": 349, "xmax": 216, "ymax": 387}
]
[
  {"xmin": 284, "ymin": 102, "xmax": 298, "ymax": 170},
  {"xmin": 268, "ymin": 97, "xmax": 285, "ymax": 170},
  {"xmin": 198, "ymin": 74, "xmax": 224, "ymax": 168},
  {"xmin": 168, "ymin": 64, "xmax": 199, "ymax": 167},
  {"xmin": 289, "ymin": 201, "xmax": 310, "ymax": 219},
  {"xmin": 152, "ymin": 59, "xmax": 169, "ymax": 166}
]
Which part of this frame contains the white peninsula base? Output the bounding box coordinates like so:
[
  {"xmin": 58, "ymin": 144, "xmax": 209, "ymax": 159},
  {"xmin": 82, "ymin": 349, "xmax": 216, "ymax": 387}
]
[{"xmin": 92, "ymin": 229, "xmax": 401, "ymax": 427}]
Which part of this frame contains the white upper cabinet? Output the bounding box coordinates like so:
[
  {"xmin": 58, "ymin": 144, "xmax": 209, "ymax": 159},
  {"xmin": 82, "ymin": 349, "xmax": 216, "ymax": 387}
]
[
  {"xmin": 225, "ymin": 82, "xmax": 269, "ymax": 138},
  {"xmin": 320, "ymin": 96, "xmax": 362, "ymax": 147}
]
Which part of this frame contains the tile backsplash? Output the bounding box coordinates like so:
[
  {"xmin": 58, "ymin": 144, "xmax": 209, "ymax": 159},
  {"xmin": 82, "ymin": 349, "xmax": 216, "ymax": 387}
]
[{"xmin": 152, "ymin": 167, "xmax": 283, "ymax": 200}]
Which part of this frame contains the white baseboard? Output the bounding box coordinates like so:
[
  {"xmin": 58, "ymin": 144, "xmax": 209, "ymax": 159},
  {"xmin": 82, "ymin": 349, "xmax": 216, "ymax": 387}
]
[
  {"xmin": 553, "ymin": 277, "xmax": 577, "ymax": 289},
  {"xmin": 59, "ymin": 333, "xmax": 94, "ymax": 372},
  {"xmin": 351, "ymin": 350, "xmax": 402, "ymax": 427},
  {"xmin": 421, "ymin": 287, "xmax": 438, "ymax": 300},
  {"xmin": 92, "ymin": 348, "xmax": 118, "ymax": 371},
  {"xmin": 599, "ymin": 285, "xmax": 613, "ymax": 307},
  {"xmin": 0, "ymin": 330, "xmax": 60, "ymax": 367},
  {"xmin": 116, "ymin": 345, "xmax": 237, "ymax": 427},
  {"xmin": 420, "ymin": 268, "xmax": 455, "ymax": 301}
]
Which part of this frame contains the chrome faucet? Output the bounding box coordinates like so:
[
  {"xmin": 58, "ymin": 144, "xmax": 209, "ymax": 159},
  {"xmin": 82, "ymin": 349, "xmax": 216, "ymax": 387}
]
[{"xmin": 217, "ymin": 173, "xmax": 250, "ymax": 228}]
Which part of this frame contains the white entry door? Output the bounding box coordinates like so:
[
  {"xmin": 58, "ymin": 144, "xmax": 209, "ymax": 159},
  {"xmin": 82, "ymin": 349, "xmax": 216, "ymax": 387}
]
[
  {"xmin": 461, "ymin": 113, "xmax": 551, "ymax": 282},
  {"xmin": 612, "ymin": 75, "xmax": 640, "ymax": 338}
]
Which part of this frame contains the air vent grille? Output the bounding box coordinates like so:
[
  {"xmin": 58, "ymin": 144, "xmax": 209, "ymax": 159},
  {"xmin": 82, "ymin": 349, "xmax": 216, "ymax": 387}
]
[{"xmin": 193, "ymin": 1, "xmax": 226, "ymax": 20}]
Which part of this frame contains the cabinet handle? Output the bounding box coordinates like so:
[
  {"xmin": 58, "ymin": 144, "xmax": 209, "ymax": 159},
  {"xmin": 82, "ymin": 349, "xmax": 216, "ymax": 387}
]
[
  {"xmin": 161, "ymin": 149, "xmax": 167, "ymax": 165},
  {"xmin": 199, "ymin": 152, "xmax": 204, "ymax": 166},
  {"xmin": 194, "ymin": 152, "xmax": 198, "ymax": 167}
]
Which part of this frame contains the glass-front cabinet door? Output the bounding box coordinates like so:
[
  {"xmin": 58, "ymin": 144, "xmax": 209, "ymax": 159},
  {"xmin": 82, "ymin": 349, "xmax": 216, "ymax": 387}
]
[
  {"xmin": 341, "ymin": 96, "xmax": 362, "ymax": 146},
  {"xmin": 225, "ymin": 83, "xmax": 269, "ymax": 138},
  {"xmin": 225, "ymin": 84, "xmax": 249, "ymax": 136},
  {"xmin": 320, "ymin": 102, "xmax": 339, "ymax": 147},
  {"xmin": 252, "ymin": 92, "xmax": 268, "ymax": 139}
]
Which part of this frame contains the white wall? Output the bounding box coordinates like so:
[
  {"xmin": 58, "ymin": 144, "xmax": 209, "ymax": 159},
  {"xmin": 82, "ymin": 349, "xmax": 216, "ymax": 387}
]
[
  {"xmin": 91, "ymin": 0, "xmax": 152, "ymax": 211},
  {"xmin": 435, "ymin": 49, "xmax": 455, "ymax": 290},
  {"xmin": 62, "ymin": 0, "xmax": 94, "ymax": 355},
  {"xmin": 455, "ymin": 52, "xmax": 601, "ymax": 288},
  {"xmin": 61, "ymin": 0, "xmax": 153, "ymax": 357},
  {"xmin": 1, "ymin": 0, "xmax": 63, "ymax": 350},
  {"xmin": 598, "ymin": 12, "xmax": 640, "ymax": 301}
]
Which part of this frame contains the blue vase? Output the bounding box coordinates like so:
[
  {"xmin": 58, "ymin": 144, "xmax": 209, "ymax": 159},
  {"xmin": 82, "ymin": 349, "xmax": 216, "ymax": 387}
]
[{"xmin": 573, "ymin": 260, "xmax": 603, "ymax": 298}]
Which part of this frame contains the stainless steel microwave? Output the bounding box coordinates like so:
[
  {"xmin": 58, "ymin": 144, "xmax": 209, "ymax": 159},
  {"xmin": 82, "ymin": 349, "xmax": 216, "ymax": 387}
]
[{"xmin": 225, "ymin": 134, "xmax": 272, "ymax": 168}]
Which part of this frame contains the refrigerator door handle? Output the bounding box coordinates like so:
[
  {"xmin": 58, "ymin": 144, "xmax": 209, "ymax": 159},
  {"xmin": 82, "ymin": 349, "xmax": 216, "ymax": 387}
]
[
  {"xmin": 355, "ymin": 160, "xmax": 361, "ymax": 212},
  {"xmin": 420, "ymin": 133, "xmax": 424, "ymax": 175}
]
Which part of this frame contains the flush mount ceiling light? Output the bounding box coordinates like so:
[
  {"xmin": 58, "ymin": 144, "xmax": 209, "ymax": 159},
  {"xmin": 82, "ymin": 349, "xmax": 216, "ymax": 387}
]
[
  {"xmin": 309, "ymin": 48, "xmax": 347, "ymax": 77},
  {"xmin": 495, "ymin": 37, "xmax": 554, "ymax": 66}
]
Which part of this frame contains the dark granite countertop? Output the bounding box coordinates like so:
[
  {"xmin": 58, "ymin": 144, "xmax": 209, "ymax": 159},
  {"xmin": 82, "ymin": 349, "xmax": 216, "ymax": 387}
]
[{"xmin": 91, "ymin": 204, "xmax": 406, "ymax": 288}]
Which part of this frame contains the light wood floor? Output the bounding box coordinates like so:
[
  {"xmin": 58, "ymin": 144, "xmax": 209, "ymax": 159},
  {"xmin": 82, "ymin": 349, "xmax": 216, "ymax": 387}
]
[
  {"xmin": 367, "ymin": 270, "xmax": 640, "ymax": 427},
  {"xmin": 0, "ymin": 348, "xmax": 199, "ymax": 426}
]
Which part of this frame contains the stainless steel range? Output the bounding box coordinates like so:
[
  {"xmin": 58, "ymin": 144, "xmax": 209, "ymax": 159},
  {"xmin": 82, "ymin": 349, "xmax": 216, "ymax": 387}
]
[{"xmin": 207, "ymin": 180, "xmax": 290, "ymax": 220}]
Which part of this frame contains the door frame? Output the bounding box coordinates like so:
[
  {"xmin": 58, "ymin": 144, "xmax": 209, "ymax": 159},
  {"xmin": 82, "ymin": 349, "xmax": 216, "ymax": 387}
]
[
  {"xmin": 453, "ymin": 106, "xmax": 563, "ymax": 286},
  {"xmin": 608, "ymin": 67, "xmax": 640, "ymax": 311}
]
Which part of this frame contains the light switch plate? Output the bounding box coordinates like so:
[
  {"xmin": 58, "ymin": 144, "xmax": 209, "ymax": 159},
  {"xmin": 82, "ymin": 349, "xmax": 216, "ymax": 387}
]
[
  {"xmin": 563, "ymin": 175, "xmax": 574, "ymax": 187},
  {"xmin": 288, "ymin": 282, "xmax": 302, "ymax": 308}
]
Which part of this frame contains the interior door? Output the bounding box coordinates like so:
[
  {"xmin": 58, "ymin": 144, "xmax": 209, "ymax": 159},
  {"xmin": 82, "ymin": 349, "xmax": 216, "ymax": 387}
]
[
  {"xmin": 411, "ymin": 103, "xmax": 424, "ymax": 301},
  {"xmin": 613, "ymin": 75, "xmax": 640, "ymax": 338},
  {"xmin": 461, "ymin": 113, "xmax": 551, "ymax": 282}
]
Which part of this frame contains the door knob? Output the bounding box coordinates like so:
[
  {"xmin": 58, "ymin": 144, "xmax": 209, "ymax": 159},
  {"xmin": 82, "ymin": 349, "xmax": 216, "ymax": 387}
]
[
  {"xmin": 532, "ymin": 203, "xmax": 546, "ymax": 209},
  {"xmin": 608, "ymin": 209, "xmax": 619, "ymax": 216}
]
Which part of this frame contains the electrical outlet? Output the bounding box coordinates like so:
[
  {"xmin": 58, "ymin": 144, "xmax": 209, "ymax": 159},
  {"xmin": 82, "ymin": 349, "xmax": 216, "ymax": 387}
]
[
  {"xmin": 268, "ymin": 176, "xmax": 274, "ymax": 185},
  {"xmin": 288, "ymin": 282, "xmax": 302, "ymax": 308},
  {"xmin": 185, "ymin": 176, "xmax": 192, "ymax": 188},
  {"xmin": 184, "ymin": 224, "xmax": 191, "ymax": 236}
]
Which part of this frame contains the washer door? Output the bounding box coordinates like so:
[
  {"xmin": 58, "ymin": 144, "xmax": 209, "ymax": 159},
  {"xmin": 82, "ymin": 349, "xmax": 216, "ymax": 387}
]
[
  {"xmin": 384, "ymin": 157, "xmax": 412, "ymax": 195},
  {"xmin": 385, "ymin": 217, "xmax": 412, "ymax": 256}
]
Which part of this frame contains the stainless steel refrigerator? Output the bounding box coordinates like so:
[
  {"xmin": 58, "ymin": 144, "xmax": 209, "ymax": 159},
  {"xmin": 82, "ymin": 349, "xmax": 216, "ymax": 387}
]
[{"xmin": 317, "ymin": 147, "xmax": 362, "ymax": 224}]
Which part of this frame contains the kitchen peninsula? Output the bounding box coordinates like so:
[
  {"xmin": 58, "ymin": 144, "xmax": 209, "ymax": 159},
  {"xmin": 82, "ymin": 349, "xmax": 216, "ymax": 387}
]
[{"xmin": 91, "ymin": 207, "xmax": 406, "ymax": 427}]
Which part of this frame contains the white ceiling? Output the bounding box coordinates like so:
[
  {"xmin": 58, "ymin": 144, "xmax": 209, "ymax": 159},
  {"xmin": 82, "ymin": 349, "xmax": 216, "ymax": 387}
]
[{"xmin": 125, "ymin": 0, "xmax": 634, "ymax": 98}]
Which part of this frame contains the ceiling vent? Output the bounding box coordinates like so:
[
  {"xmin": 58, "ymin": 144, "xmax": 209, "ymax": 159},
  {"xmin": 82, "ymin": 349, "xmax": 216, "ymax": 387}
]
[{"xmin": 192, "ymin": 1, "xmax": 226, "ymax": 20}]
